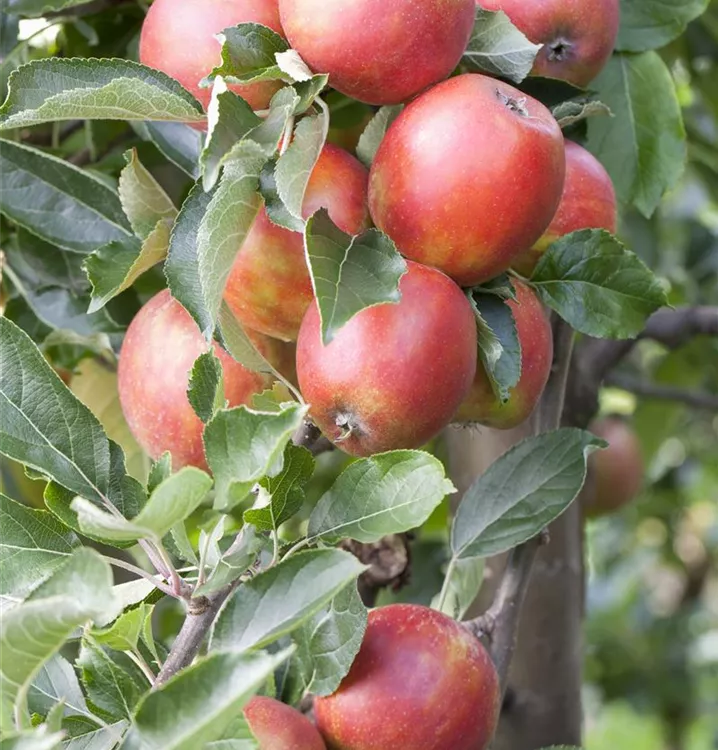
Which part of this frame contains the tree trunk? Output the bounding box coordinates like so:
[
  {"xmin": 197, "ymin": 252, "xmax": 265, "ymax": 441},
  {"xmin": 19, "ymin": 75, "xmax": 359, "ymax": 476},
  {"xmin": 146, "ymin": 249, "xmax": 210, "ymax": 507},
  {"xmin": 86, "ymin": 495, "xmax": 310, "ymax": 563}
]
[{"xmin": 446, "ymin": 424, "xmax": 584, "ymax": 748}]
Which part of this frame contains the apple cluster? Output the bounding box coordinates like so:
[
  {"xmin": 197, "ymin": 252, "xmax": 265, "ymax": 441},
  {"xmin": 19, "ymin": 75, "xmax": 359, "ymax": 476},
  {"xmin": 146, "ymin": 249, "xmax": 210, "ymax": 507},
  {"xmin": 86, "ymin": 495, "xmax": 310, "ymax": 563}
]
[{"xmin": 119, "ymin": 0, "xmax": 620, "ymax": 747}]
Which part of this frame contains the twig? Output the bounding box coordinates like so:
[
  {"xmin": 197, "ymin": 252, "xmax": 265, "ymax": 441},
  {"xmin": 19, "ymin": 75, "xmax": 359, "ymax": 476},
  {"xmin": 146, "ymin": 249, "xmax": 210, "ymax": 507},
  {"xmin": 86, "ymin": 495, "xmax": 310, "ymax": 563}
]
[{"xmin": 606, "ymin": 373, "xmax": 718, "ymax": 411}]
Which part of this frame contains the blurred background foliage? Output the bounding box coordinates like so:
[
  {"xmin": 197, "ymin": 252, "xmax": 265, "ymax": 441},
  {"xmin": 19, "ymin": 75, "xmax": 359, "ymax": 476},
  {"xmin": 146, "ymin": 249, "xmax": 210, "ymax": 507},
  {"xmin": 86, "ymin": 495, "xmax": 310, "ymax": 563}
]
[{"xmin": 0, "ymin": 1, "xmax": 716, "ymax": 748}]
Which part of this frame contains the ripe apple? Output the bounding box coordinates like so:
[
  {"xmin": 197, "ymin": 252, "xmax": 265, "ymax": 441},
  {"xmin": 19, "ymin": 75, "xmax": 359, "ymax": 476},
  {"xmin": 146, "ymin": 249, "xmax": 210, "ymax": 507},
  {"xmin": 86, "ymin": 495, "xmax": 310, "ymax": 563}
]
[
  {"xmin": 513, "ymin": 140, "xmax": 617, "ymax": 276},
  {"xmin": 225, "ymin": 144, "xmax": 370, "ymax": 342},
  {"xmin": 585, "ymin": 417, "xmax": 644, "ymax": 517},
  {"xmin": 314, "ymin": 604, "xmax": 500, "ymax": 750},
  {"xmin": 278, "ymin": 0, "xmax": 475, "ymax": 105},
  {"xmin": 139, "ymin": 0, "xmax": 283, "ymax": 113},
  {"xmin": 454, "ymin": 281, "xmax": 552, "ymax": 428},
  {"xmin": 296, "ymin": 261, "xmax": 477, "ymax": 456},
  {"xmin": 369, "ymin": 74, "xmax": 565, "ymax": 287},
  {"xmin": 243, "ymin": 696, "xmax": 326, "ymax": 749},
  {"xmin": 118, "ymin": 289, "xmax": 271, "ymax": 470},
  {"xmin": 478, "ymin": 0, "xmax": 620, "ymax": 87}
]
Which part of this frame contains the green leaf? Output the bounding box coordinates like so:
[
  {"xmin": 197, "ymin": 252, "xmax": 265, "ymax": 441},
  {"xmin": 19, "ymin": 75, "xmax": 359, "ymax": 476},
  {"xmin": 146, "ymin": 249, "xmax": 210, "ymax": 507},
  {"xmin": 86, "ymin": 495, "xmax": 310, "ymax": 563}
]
[
  {"xmin": 71, "ymin": 467, "xmax": 212, "ymax": 543},
  {"xmin": 432, "ymin": 557, "xmax": 485, "ymax": 620},
  {"xmin": 131, "ymin": 121, "xmax": 203, "ymax": 180},
  {"xmin": 27, "ymin": 656, "xmax": 94, "ymax": 723},
  {"xmin": 308, "ymin": 451, "xmax": 454, "ymax": 545},
  {"xmin": 451, "ymin": 429, "xmax": 605, "ymax": 559},
  {"xmin": 0, "ymin": 549, "xmax": 117, "ymax": 733},
  {"xmin": 287, "ymin": 584, "xmax": 367, "ymax": 700},
  {"xmin": 0, "ymin": 493, "xmax": 79, "ymax": 599},
  {"xmin": 0, "ymin": 727, "xmax": 64, "ymax": 750},
  {"xmin": 76, "ymin": 638, "xmax": 147, "ymax": 723},
  {"xmin": 211, "ymin": 550, "xmax": 365, "ymax": 652},
  {"xmin": 0, "ymin": 318, "xmax": 136, "ymax": 509},
  {"xmin": 292, "ymin": 75, "xmax": 329, "ymax": 114},
  {"xmin": 552, "ymin": 99, "xmax": 612, "ymax": 129},
  {"xmin": 187, "ymin": 351, "xmax": 226, "ymax": 424},
  {"xmin": 147, "ymin": 454, "xmax": 171, "ymax": 494},
  {"xmin": 202, "ymin": 86, "xmax": 262, "ymax": 191},
  {"xmin": 120, "ymin": 649, "xmax": 293, "ymax": 750},
  {"xmin": 304, "ymin": 210, "xmax": 406, "ymax": 345},
  {"xmin": 243, "ymin": 444, "xmax": 314, "ymax": 532},
  {"xmin": 0, "ymin": 58, "xmax": 204, "ymax": 130},
  {"xmin": 62, "ymin": 720, "xmax": 128, "ymax": 749},
  {"xmin": 194, "ymin": 525, "xmax": 265, "ymax": 597},
  {"xmin": 355, "ymin": 105, "xmax": 403, "ymax": 168},
  {"xmin": 204, "ymin": 402, "xmax": 308, "ymax": 510},
  {"xmin": 246, "ymin": 86, "xmax": 299, "ymax": 154},
  {"xmin": 4, "ymin": 0, "xmax": 103, "ymax": 17},
  {"xmin": 216, "ymin": 302, "xmax": 284, "ymax": 377},
  {"xmin": 272, "ymin": 113, "xmax": 328, "ymax": 232},
  {"xmin": 530, "ymin": 229, "xmax": 668, "ymax": 339},
  {"xmin": 91, "ymin": 604, "xmax": 153, "ymax": 653},
  {"xmin": 469, "ymin": 292, "xmax": 521, "ymax": 402},
  {"xmin": 616, "ymin": 0, "xmax": 709, "ymax": 51},
  {"xmin": 462, "ymin": 8, "xmax": 542, "ymax": 83},
  {"xmin": 0, "ymin": 139, "xmax": 134, "ymax": 254},
  {"xmin": 118, "ymin": 149, "xmax": 177, "ymax": 240},
  {"xmin": 586, "ymin": 52, "xmax": 686, "ymax": 217},
  {"xmin": 207, "ymin": 23, "xmax": 289, "ymax": 85}
]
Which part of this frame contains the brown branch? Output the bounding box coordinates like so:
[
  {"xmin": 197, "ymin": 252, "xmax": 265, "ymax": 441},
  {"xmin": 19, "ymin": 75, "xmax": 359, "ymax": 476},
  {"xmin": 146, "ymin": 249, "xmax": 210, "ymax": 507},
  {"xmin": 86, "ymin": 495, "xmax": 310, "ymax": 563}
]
[{"xmin": 606, "ymin": 373, "xmax": 718, "ymax": 411}]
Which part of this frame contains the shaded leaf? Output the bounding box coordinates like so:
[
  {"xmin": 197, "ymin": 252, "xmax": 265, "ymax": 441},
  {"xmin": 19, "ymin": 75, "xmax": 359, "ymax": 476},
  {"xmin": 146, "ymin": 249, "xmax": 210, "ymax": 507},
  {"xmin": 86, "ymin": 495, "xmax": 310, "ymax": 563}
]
[
  {"xmin": 187, "ymin": 351, "xmax": 225, "ymax": 424},
  {"xmin": 616, "ymin": 0, "xmax": 709, "ymax": 51},
  {"xmin": 356, "ymin": 105, "xmax": 403, "ymax": 168},
  {"xmin": 207, "ymin": 23, "xmax": 289, "ymax": 85}
]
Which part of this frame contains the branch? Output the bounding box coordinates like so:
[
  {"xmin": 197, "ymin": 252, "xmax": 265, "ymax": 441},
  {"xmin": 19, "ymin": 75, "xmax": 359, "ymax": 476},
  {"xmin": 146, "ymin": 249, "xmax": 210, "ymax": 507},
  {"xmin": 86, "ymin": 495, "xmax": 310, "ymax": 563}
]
[{"xmin": 606, "ymin": 373, "xmax": 718, "ymax": 411}]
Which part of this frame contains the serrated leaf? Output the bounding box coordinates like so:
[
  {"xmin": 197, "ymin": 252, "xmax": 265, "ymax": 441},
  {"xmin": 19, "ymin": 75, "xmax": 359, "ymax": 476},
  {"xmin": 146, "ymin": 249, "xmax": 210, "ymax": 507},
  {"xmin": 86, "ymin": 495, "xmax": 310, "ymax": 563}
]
[
  {"xmin": 91, "ymin": 604, "xmax": 153, "ymax": 653},
  {"xmin": 0, "ymin": 549, "xmax": 117, "ymax": 733},
  {"xmin": 0, "ymin": 58, "xmax": 204, "ymax": 130},
  {"xmin": 131, "ymin": 121, "xmax": 203, "ymax": 179},
  {"xmin": 356, "ymin": 105, "xmax": 403, "ymax": 168},
  {"xmin": 62, "ymin": 720, "xmax": 128, "ymax": 749},
  {"xmin": 211, "ymin": 550, "xmax": 365, "ymax": 652},
  {"xmin": 243, "ymin": 444, "xmax": 314, "ymax": 532},
  {"xmin": 462, "ymin": 8, "xmax": 542, "ymax": 83},
  {"xmin": 194, "ymin": 525, "xmax": 265, "ymax": 597},
  {"xmin": 202, "ymin": 85, "xmax": 262, "ymax": 191},
  {"xmin": 187, "ymin": 351, "xmax": 225, "ymax": 424},
  {"xmin": 586, "ymin": 52, "xmax": 686, "ymax": 217},
  {"xmin": 0, "ymin": 493, "xmax": 79, "ymax": 599},
  {"xmin": 72, "ymin": 467, "xmax": 212, "ymax": 543},
  {"xmin": 292, "ymin": 75, "xmax": 329, "ymax": 114},
  {"xmin": 530, "ymin": 229, "xmax": 667, "ymax": 339},
  {"xmin": 120, "ymin": 649, "xmax": 293, "ymax": 750},
  {"xmin": 246, "ymin": 86, "xmax": 299, "ymax": 154},
  {"xmin": 431, "ymin": 557, "xmax": 484, "ymax": 621},
  {"xmin": 0, "ymin": 139, "xmax": 133, "ymax": 254},
  {"xmin": 287, "ymin": 584, "xmax": 367, "ymax": 700},
  {"xmin": 76, "ymin": 638, "xmax": 147, "ymax": 723},
  {"xmin": 307, "ymin": 451, "xmax": 454, "ymax": 544},
  {"xmin": 117, "ymin": 149, "xmax": 177, "ymax": 240},
  {"xmin": 147, "ymin": 454, "xmax": 171, "ymax": 494},
  {"xmin": 616, "ymin": 0, "xmax": 709, "ymax": 52},
  {"xmin": 204, "ymin": 402, "xmax": 308, "ymax": 510},
  {"xmin": 469, "ymin": 292, "xmax": 521, "ymax": 402},
  {"xmin": 0, "ymin": 727, "xmax": 64, "ymax": 749},
  {"xmin": 272, "ymin": 113, "xmax": 328, "ymax": 231},
  {"xmin": 27, "ymin": 656, "xmax": 94, "ymax": 723},
  {"xmin": 207, "ymin": 23, "xmax": 289, "ymax": 85},
  {"xmin": 552, "ymin": 99, "xmax": 611, "ymax": 129},
  {"xmin": 216, "ymin": 303, "xmax": 281, "ymax": 376},
  {"xmin": 304, "ymin": 210, "xmax": 406, "ymax": 345},
  {"xmin": 0, "ymin": 318, "xmax": 138, "ymax": 511},
  {"xmin": 451, "ymin": 429, "xmax": 604, "ymax": 559}
]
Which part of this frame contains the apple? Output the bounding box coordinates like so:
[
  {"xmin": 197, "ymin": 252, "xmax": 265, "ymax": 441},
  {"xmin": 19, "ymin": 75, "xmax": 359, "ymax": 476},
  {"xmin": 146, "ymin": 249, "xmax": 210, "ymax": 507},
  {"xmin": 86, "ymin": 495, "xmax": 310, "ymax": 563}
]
[
  {"xmin": 278, "ymin": 0, "xmax": 475, "ymax": 105},
  {"xmin": 585, "ymin": 417, "xmax": 644, "ymax": 517},
  {"xmin": 118, "ymin": 289, "xmax": 271, "ymax": 470},
  {"xmin": 314, "ymin": 604, "xmax": 500, "ymax": 750},
  {"xmin": 139, "ymin": 0, "xmax": 284, "ymax": 113},
  {"xmin": 369, "ymin": 74, "xmax": 565, "ymax": 287},
  {"xmin": 244, "ymin": 696, "xmax": 326, "ymax": 749},
  {"xmin": 225, "ymin": 144, "xmax": 370, "ymax": 342},
  {"xmin": 295, "ymin": 261, "xmax": 477, "ymax": 456},
  {"xmin": 513, "ymin": 140, "xmax": 617, "ymax": 276},
  {"xmin": 454, "ymin": 280, "xmax": 552, "ymax": 429},
  {"xmin": 478, "ymin": 0, "xmax": 620, "ymax": 87}
]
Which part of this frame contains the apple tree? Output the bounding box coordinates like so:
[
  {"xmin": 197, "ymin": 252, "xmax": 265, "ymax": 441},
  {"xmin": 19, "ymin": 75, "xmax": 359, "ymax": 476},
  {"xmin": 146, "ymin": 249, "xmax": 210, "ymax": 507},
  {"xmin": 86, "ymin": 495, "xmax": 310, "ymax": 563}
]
[{"xmin": 0, "ymin": 0, "xmax": 715, "ymax": 748}]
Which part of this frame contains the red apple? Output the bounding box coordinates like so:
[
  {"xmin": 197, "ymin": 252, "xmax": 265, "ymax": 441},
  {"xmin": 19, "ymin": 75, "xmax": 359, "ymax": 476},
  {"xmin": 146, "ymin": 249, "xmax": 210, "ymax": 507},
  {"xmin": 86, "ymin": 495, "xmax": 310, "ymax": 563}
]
[
  {"xmin": 225, "ymin": 144, "xmax": 370, "ymax": 342},
  {"xmin": 244, "ymin": 696, "xmax": 326, "ymax": 750},
  {"xmin": 479, "ymin": 0, "xmax": 619, "ymax": 87},
  {"xmin": 278, "ymin": 0, "xmax": 475, "ymax": 105},
  {"xmin": 139, "ymin": 0, "xmax": 284, "ymax": 113},
  {"xmin": 314, "ymin": 604, "xmax": 500, "ymax": 750},
  {"xmin": 296, "ymin": 261, "xmax": 477, "ymax": 456},
  {"xmin": 455, "ymin": 281, "xmax": 552, "ymax": 428},
  {"xmin": 513, "ymin": 140, "xmax": 617, "ymax": 276},
  {"xmin": 369, "ymin": 74, "xmax": 565, "ymax": 287},
  {"xmin": 118, "ymin": 290, "xmax": 271, "ymax": 470},
  {"xmin": 585, "ymin": 417, "xmax": 644, "ymax": 517}
]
